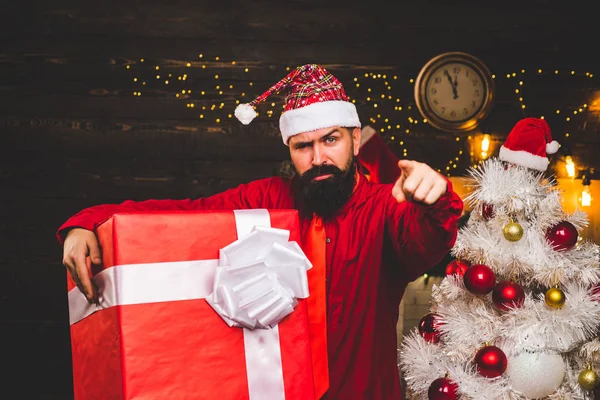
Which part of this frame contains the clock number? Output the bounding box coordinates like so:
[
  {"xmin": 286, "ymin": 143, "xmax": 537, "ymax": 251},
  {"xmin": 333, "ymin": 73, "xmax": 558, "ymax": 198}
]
[
  {"xmin": 465, "ymin": 70, "xmax": 469, "ymax": 77},
  {"xmin": 475, "ymin": 90, "xmax": 480, "ymax": 97},
  {"xmin": 453, "ymin": 67, "xmax": 461, "ymax": 74},
  {"xmin": 441, "ymin": 107, "xmax": 446, "ymax": 114},
  {"xmin": 431, "ymin": 87, "xmax": 437, "ymax": 95},
  {"xmin": 433, "ymin": 99, "xmax": 439, "ymax": 105},
  {"xmin": 434, "ymin": 76, "xmax": 441, "ymax": 84},
  {"xmin": 472, "ymin": 79, "xmax": 478, "ymax": 86},
  {"xmin": 472, "ymin": 100, "xmax": 476, "ymax": 107},
  {"xmin": 463, "ymin": 108, "xmax": 469, "ymax": 115},
  {"xmin": 450, "ymin": 110, "xmax": 456, "ymax": 118}
]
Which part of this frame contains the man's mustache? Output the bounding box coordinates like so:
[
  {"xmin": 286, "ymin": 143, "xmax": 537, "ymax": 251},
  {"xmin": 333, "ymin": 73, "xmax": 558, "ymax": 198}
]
[{"xmin": 301, "ymin": 165, "xmax": 344, "ymax": 181}]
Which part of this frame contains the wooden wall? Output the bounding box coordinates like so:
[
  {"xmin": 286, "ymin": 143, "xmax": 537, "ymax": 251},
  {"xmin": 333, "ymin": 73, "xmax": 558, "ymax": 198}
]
[{"xmin": 1, "ymin": 1, "xmax": 598, "ymax": 398}]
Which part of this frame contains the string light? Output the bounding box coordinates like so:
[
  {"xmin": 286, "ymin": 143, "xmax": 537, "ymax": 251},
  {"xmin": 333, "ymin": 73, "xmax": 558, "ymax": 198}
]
[{"xmin": 123, "ymin": 58, "xmax": 595, "ymax": 176}]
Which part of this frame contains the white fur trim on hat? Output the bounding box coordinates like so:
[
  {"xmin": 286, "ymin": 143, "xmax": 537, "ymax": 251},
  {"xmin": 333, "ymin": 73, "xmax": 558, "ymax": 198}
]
[
  {"xmin": 234, "ymin": 103, "xmax": 257, "ymax": 125},
  {"xmin": 279, "ymin": 100, "xmax": 361, "ymax": 144},
  {"xmin": 546, "ymin": 140, "xmax": 560, "ymax": 154},
  {"xmin": 499, "ymin": 145, "xmax": 549, "ymax": 171}
]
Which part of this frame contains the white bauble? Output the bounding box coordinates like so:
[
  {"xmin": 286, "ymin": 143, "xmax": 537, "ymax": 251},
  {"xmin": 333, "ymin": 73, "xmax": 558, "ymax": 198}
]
[{"xmin": 506, "ymin": 351, "xmax": 566, "ymax": 399}]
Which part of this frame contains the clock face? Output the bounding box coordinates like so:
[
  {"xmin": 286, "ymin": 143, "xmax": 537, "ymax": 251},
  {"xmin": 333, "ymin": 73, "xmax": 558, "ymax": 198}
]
[{"xmin": 424, "ymin": 62, "xmax": 487, "ymax": 122}]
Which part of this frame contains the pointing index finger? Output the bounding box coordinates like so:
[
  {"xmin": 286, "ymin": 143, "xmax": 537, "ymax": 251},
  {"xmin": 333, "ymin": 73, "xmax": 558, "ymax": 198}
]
[{"xmin": 397, "ymin": 159, "xmax": 415, "ymax": 175}]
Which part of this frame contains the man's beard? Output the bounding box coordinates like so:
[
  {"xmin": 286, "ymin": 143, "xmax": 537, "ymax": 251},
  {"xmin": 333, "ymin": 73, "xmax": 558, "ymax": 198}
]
[{"xmin": 294, "ymin": 158, "xmax": 356, "ymax": 220}]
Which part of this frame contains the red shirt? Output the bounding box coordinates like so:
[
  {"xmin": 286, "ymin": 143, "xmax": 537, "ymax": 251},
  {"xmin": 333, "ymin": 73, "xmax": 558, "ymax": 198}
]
[{"xmin": 57, "ymin": 172, "xmax": 463, "ymax": 400}]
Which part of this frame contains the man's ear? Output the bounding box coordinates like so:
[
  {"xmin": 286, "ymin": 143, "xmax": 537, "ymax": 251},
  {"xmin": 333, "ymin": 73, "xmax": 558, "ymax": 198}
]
[{"xmin": 352, "ymin": 127, "xmax": 362, "ymax": 156}]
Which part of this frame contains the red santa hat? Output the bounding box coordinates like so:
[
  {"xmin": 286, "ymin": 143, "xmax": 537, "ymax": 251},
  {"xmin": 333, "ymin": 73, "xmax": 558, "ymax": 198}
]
[
  {"xmin": 234, "ymin": 64, "xmax": 361, "ymax": 144},
  {"xmin": 498, "ymin": 117, "xmax": 560, "ymax": 171}
]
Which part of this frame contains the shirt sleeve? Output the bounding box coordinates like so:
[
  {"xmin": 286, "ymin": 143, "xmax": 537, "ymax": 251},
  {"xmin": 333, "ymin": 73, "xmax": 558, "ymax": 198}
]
[
  {"xmin": 385, "ymin": 178, "xmax": 464, "ymax": 281},
  {"xmin": 55, "ymin": 178, "xmax": 282, "ymax": 244}
]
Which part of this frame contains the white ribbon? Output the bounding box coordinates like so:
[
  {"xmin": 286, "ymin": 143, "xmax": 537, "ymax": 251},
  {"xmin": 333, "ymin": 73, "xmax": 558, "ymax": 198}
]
[
  {"xmin": 67, "ymin": 209, "xmax": 311, "ymax": 400},
  {"xmin": 206, "ymin": 210, "xmax": 312, "ymax": 329},
  {"xmin": 68, "ymin": 259, "xmax": 218, "ymax": 325}
]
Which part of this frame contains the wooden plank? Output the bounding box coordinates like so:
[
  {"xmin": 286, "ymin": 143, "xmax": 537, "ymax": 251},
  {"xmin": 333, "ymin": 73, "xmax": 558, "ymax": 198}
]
[
  {"xmin": 0, "ymin": 55, "xmax": 377, "ymax": 87},
  {"xmin": 0, "ymin": 0, "xmax": 586, "ymax": 43},
  {"xmin": 1, "ymin": 115, "xmax": 597, "ymax": 172},
  {"xmin": 0, "ymin": 85, "xmax": 596, "ymax": 131},
  {"xmin": 2, "ymin": 31, "xmax": 596, "ymax": 75},
  {"xmin": 0, "ymin": 117, "xmax": 290, "ymax": 159},
  {"xmin": 0, "ymin": 55, "xmax": 595, "ymax": 102},
  {"xmin": 0, "ymin": 157, "xmax": 284, "ymax": 200}
]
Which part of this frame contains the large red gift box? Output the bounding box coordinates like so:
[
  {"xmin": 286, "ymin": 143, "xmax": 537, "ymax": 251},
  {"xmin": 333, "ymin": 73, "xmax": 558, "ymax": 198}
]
[{"xmin": 67, "ymin": 209, "xmax": 316, "ymax": 400}]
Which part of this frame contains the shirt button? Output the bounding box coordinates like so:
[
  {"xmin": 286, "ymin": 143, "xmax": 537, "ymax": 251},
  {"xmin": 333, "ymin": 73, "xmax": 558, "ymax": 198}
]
[{"xmin": 326, "ymin": 238, "xmax": 331, "ymax": 244}]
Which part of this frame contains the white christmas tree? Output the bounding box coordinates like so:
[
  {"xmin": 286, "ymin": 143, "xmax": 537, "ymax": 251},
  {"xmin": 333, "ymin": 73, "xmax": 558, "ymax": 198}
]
[{"xmin": 399, "ymin": 118, "xmax": 600, "ymax": 399}]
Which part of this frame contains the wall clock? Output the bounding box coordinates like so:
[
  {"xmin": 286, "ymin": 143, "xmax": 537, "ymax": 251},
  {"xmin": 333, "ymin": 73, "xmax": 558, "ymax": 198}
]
[{"xmin": 414, "ymin": 52, "xmax": 495, "ymax": 132}]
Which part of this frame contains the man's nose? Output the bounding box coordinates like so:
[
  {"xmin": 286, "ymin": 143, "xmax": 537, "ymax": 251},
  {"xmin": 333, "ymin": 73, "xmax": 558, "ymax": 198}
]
[{"xmin": 312, "ymin": 146, "xmax": 327, "ymax": 165}]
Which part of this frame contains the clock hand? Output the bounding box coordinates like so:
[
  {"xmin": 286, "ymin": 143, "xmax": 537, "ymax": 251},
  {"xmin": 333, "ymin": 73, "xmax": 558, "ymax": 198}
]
[
  {"xmin": 444, "ymin": 70, "xmax": 453, "ymax": 85},
  {"xmin": 453, "ymin": 75, "xmax": 459, "ymax": 99},
  {"xmin": 444, "ymin": 70, "xmax": 459, "ymax": 99}
]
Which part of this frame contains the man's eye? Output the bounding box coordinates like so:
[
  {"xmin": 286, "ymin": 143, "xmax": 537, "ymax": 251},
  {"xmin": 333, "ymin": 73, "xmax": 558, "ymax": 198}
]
[{"xmin": 325, "ymin": 137, "xmax": 337, "ymax": 143}]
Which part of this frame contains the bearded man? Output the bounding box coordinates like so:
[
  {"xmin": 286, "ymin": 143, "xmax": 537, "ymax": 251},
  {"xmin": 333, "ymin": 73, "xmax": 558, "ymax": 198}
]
[{"xmin": 59, "ymin": 64, "xmax": 463, "ymax": 400}]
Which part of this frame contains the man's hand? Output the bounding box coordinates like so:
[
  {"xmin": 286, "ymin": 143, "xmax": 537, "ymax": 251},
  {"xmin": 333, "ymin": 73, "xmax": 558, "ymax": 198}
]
[
  {"xmin": 392, "ymin": 160, "xmax": 448, "ymax": 204},
  {"xmin": 62, "ymin": 228, "xmax": 101, "ymax": 304}
]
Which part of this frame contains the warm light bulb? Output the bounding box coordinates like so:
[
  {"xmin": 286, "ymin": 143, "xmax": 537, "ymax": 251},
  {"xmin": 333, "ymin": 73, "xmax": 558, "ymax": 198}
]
[
  {"xmin": 580, "ymin": 185, "xmax": 592, "ymax": 207},
  {"xmin": 565, "ymin": 156, "xmax": 576, "ymax": 178},
  {"xmin": 481, "ymin": 134, "xmax": 491, "ymax": 153}
]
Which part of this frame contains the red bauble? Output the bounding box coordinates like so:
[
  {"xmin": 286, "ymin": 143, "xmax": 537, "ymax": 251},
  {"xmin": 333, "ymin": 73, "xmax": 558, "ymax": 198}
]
[
  {"xmin": 482, "ymin": 202, "xmax": 494, "ymax": 220},
  {"xmin": 492, "ymin": 280, "xmax": 525, "ymax": 311},
  {"xmin": 463, "ymin": 264, "xmax": 496, "ymax": 295},
  {"xmin": 546, "ymin": 221, "xmax": 578, "ymax": 251},
  {"xmin": 445, "ymin": 259, "xmax": 470, "ymax": 277},
  {"xmin": 474, "ymin": 345, "xmax": 507, "ymax": 378},
  {"xmin": 428, "ymin": 377, "xmax": 458, "ymax": 400},
  {"xmin": 418, "ymin": 313, "xmax": 444, "ymax": 344},
  {"xmin": 592, "ymin": 284, "xmax": 600, "ymax": 302}
]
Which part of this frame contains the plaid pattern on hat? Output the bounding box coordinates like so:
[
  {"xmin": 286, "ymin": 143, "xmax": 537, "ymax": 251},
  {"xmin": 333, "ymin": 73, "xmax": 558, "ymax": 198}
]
[
  {"xmin": 234, "ymin": 64, "xmax": 360, "ymax": 144},
  {"xmin": 282, "ymin": 65, "xmax": 348, "ymax": 109}
]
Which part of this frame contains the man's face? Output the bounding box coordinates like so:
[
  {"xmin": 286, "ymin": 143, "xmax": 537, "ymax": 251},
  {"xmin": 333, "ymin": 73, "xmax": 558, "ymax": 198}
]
[
  {"xmin": 288, "ymin": 126, "xmax": 361, "ymax": 177},
  {"xmin": 288, "ymin": 126, "xmax": 362, "ymax": 218}
]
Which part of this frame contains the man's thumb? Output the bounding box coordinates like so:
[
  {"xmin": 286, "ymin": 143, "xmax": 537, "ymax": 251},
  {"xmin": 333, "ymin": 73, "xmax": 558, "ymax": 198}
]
[
  {"xmin": 392, "ymin": 182, "xmax": 407, "ymax": 203},
  {"xmin": 88, "ymin": 241, "xmax": 102, "ymax": 265}
]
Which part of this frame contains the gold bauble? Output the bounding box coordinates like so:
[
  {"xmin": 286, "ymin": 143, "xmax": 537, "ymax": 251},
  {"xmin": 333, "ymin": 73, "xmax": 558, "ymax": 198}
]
[
  {"xmin": 578, "ymin": 366, "xmax": 600, "ymax": 390},
  {"xmin": 503, "ymin": 221, "xmax": 524, "ymax": 242},
  {"xmin": 545, "ymin": 286, "xmax": 566, "ymax": 309}
]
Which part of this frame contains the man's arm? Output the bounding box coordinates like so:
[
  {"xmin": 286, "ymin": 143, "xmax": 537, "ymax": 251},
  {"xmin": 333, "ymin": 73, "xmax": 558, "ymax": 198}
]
[
  {"xmin": 59, "ymin": 177, "xmax": 283, "ymax": 303},
  {"xmin": 56, "ymin": 178, "xmax": 278, "ymax": 244},
  {"xmin": 385, "ymin": 161, "xmax": 464, "ymax": 280}
]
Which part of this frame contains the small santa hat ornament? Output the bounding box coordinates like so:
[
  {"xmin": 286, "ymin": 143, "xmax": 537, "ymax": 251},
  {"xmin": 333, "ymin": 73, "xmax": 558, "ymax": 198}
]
[
  {"xmin": 234, "ymin": 64, "xmax": 361, "ymax": 144},
  {"xmin": 498, "ymin": 117, "xmax": 560, "ymax": 171}
]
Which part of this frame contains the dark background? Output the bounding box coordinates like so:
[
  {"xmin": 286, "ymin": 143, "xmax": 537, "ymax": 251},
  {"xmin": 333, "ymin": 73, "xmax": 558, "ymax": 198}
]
[{"xmin": 1, "ymin": 1, "xmax": 598, "ymax": 398}]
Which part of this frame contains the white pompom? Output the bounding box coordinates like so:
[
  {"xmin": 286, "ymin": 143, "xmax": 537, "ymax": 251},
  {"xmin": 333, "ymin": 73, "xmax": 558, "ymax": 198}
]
[
  {"xmin": 506, "ymin": 351, "xmax": 565, "ymax": 398},
  {"xmin": 546, "ymin": 140, "xmax": 560, "ymax": 154},
  {"xmin": 234, "ymin": 103, "xmax": 257, "ymax": 125}
]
